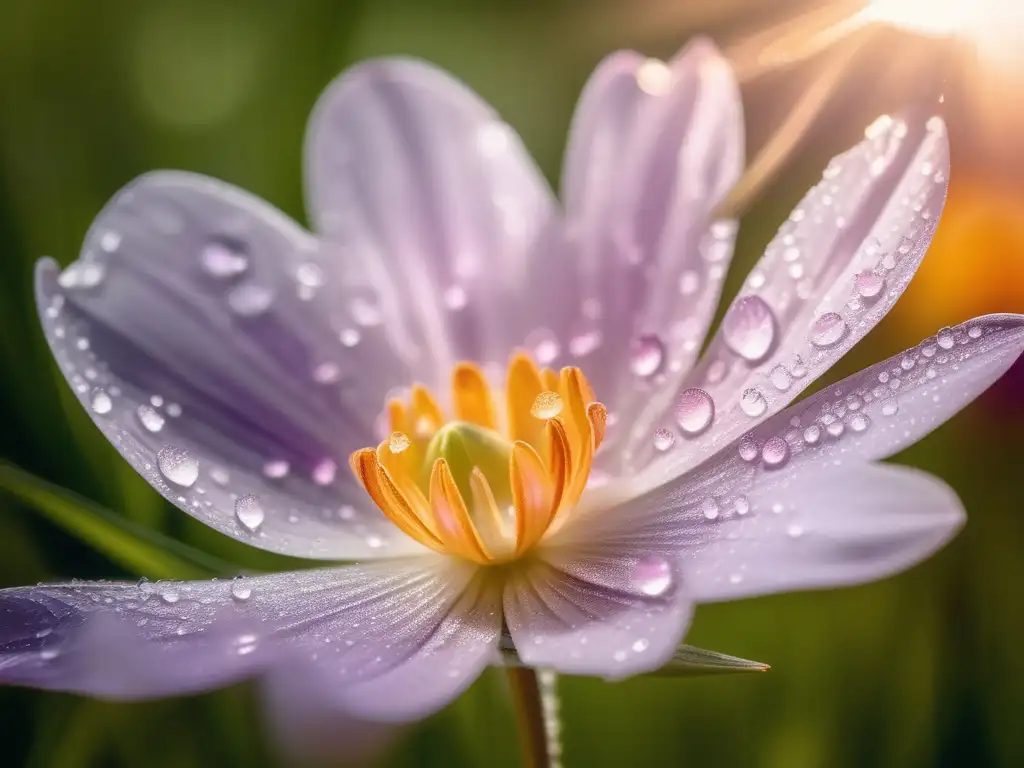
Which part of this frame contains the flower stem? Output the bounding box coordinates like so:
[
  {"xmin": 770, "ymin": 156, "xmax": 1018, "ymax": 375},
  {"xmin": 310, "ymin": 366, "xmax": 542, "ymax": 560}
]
[{"xmin": 506, "ymin": 667, "xmax": 560, "ymax": 768}]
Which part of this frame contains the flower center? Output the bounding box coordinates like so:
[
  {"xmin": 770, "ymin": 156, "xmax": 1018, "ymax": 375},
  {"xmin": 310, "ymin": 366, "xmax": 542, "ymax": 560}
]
[{"xmin": 349, "ymin": 352, "xmax": 606, "ymax": 564}]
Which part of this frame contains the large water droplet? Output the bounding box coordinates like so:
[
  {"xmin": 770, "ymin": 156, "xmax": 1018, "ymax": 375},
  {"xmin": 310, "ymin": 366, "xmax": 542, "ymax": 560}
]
[
  {"xmin": 200, "ymin": 238, "xmax": 249, "ymax": 279},
  {"xmin": 235, "ymin": 494, "xmax": 264, "ymax": 532},
  {"xmin": 722, "ymin": 296, "xmax": 776, "ymax": 362},
  {"xmin": 136, "ymin": 405, "xmax": 165, "ymax": 433},
  {"xmin": 90, "ymin": 389, "xmax": 112, "ymax": 414},
  {"xmin": 675, "ymin": 388, "xmax": 714, "ymax": 436},
  {"xmin": 531, "ymin": 392, "xmax": 564, "ymax": 420},
  {"xmin": 630, "ymin": 335, "xmax": 665, "ymax": 378},
  {"xmin": 633, "ymin": 556, "xmax": 673, "ymax": 596},
  {"xmin": 227, "ymin": 284, "xmax": 273, "ymax": 317},
  {"xmin": 740, "ymin": 388, "xmax": 767, "ymax": 418},
  {"xmin": 810, "ymin": 312, "xmax": 847, "ymax": 348},
  {"xmin": 157, "ymin": 446, "xmax": 199, "ymax": 487},
  {"xmin": 761, "ymin": 437, "xmax": 790, "ymax": 469}
]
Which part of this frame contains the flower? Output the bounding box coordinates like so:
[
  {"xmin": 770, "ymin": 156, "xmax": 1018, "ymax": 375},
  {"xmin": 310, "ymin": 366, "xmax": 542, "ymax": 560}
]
[{"xmin": 3, "ymin": 38, "xmax": 1023, "ymax": 740}]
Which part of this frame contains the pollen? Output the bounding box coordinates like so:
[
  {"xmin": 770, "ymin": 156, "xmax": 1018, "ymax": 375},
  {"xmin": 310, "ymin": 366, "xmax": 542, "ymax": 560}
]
[{"xmin": 348, "ymin": 352, "xmax": 607, "ymax": 564}]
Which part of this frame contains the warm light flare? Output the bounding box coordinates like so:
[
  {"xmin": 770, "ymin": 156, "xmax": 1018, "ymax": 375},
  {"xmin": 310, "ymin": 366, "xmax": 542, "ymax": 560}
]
[{"xmin": 865, "ymin": 0, "xmax": 970, "ymax": 37}]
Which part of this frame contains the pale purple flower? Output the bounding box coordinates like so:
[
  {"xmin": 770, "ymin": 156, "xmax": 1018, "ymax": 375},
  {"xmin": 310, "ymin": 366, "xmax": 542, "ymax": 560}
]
[{"xmin": 4, "ymin": 38, "xmax": 1023, "ymax": 739}]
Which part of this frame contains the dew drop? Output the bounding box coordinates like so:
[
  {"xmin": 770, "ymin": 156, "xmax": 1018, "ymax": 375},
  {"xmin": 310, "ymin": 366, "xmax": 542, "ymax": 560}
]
[
  {"xmin": 803, "ymin": 424, "xmax": 821, "ymax": 444},
  {"xmin": 209, "ymin": 466, "xmax": 230, "ymax": 486},
  {"xmin": 227, "ymin": 284, "xmax": 273, "ymax": 316},
  {"xmin": 58, "ymin": 260, "xmax": 107, "ymax": 290},
  {"xmin": 826, "ymin": 420, "xmax": 845, "ymax": 438},
  {"xmin": 632, "ymin": 638, "xmax": 650, "ymax": 653},
  {"xmin": 761, "ymin": 436, "xmax": 790, "ymax": 468},
  {"xmin": 653, "ymin": 428, "xmax": 676, "ymax": 452},
  {"xmin": 633, "ymin": 556, "xmax": 673, "ymax": 597},
  {"xmin": 738, "ymin": 436, "xmax": 760, "ymax": 462},
  {"xmin": 675, "ymin": 388, "xmax": 714, "ymax": 435},
  {"xmin": 231, "ymin": 580, "xmax": 252, "ymax": 602},
  {"xmin": 90, "ymin": 388, "xmax": 112, "ymax": 414},
  {"xmin": 722, "ymin": 296, "xmax": 776, "ymax": 362},
  {"xmin": 786, "ymin": 523, "xmax": 805, "ymax": 539},
  {"xmin": 636, "ymin": 59, "xmax": 671, "ymax": 96},
  {"xmin": 387, "ymin": 431, "xmax": 411, "ymax": 454},
  {"xmin": 235, "ymin": 494, "xmax": 265, "ymax": 532},
  {"xmin": 160, "ymin": 590, "xmax": 180, "ymax": 604},
  {"xmin": 531, "ymin": 391, "xmax": 564, "ymax": 420},
  {"xmin": 769, "ymin": 365, "xmax": 792, "ymax": 392},
  {"xmin": 312, "ymin": 459, "xmax": 337, "ymax": 486},
  {"xmin": 701, "ymin": 497, "xmax": 720, "ymax": 521},
  {"xmin": 339, "ymin": 328, "xmax": 361, "ymax": 348},
  {"xmin": 900, "ymin": 354, "xmax": 916, "ymax": 371},
  {"xmin": 881, "ymin": 399, "xmax": 899, "ymax": 417},
  {"xmin": 630, "ymin": 334, "xmax": 666, "ymax": 378},
  {"xmin": 810, "ymin": 312, "xmax": 847, "ymax": 348},
  {"xmin": 734, "ymin": 496, "xmax": 750, "ymax": 515},
  {"xmin": 295, "ymin": 262, "xmax": 324, "ymax": 288},
  {"xmin": 936, "ymin": 327, "xmax": 955, "ymax": 350},
  {"xmin": 157, "ymin": 446, "xmax": 199, "ymax": 487},
  {"xmin": 262, "ymin": 460, "xmax": 290, "ymax": 479},
  {"xmin": 200, "ymin": 238, "xmax": 249, "ymax": 279},
  {"xmin": 678, "ymin": 270, "xmax": 700, "ymax": 296},
  {"xmin": 740, "ymin": 388, "xmax": 767, "ymax": 418},
  {"xmin": 967, "ymin": 325, "xmax": 982, "ymax": 340},
  {"xmin": 854, "ymin": 270, "xmax": 885, "ymax": 300},
  {"xmin": 136, "ymin": 404, "xmax": 165, "ymax": 433},
  {"xmin": 848, "ymin": 413, "xmax": 870, "ymax": 433},
  {"xmin": 166, "ymin": 403, "xmax": 182, "ymax": 418}
]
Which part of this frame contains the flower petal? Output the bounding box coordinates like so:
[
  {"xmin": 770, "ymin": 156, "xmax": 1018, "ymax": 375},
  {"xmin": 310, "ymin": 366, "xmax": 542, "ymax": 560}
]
[
  {"xmin": 551, "ymin": 314, "xmax": 1024, "ymax": 597},
  {"xmin": 0, "ymin": 557, "xmax": 499, "ymax": 712},
  {"xmin": 557, "ymin": 40, "xmax": 744, "ymax": 463},
  {"xmin": 503, "ymin": 551, "xmax": 692, "ymax": 679},
  {"xmin": 627, "ymin": 114, "xmax": 949, "ymax": 483},
  {"xmin": 36, "ymin": 172, "xmax": 425, "ymax": 560},
  {"xmin": 304, "ymin": 57, "xmax": 556, "ymax": 369},
  {"xmin": 685, "ymin": 463, "xmax": 964, "ymax": 601}
]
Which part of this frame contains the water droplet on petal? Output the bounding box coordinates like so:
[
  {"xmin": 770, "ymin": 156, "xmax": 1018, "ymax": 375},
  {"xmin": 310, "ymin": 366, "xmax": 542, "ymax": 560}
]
[
  {"xmin": 90, "ymin": 389, "xmax": 112, "ymax": 414},
  {"xmin": 630, "ymin": 335, "xmax": 665, "ymax": 378},
  {"xmin": 295, "ymin": 262, "xmax": 324, "ymax": 288},
  {"xmin": 209, "ymin": 466, "xmax": 230, "ymax": 486},
  {"xmin": 653, "ymin": 428, "xmax": 675, "ymax": 452},
  {"xmin": 734, "ymin": 496, "xmax": 750, "ymax": 515},
  {"xmin": 881, "ymin": 399, "xmax": 899, "ymax": 417},
  {"xmin": 59, "ymin": 260, "xmax": 107, "ymax": 290},
  {"xmin": 967, "ymin": 325, "xmax": 982, "ymax": 340},
  {"xmin": 262, "ymin": 460, "xmax": 290, "ymax": 479},
  {"xmin": 738, "ymin": 436, "xmax": 759, "ymax": 462},
  {"xmin": 803, "ymin": 424, "xmax": 821, "ymax": 444},
  {"xmin": 722, "ymin": 296, "xmax": 776, "ymax": 362},
  {"xmin": 531, "ymin": 392, "xmax": 564, "ymax": 420},
  {"xmin": 636, "ymin": 58, "xmax": 672, "ymax": 96},
  {"xmin": 810, "ymin": 312, "xmax": 847, "ymax": 348},
  {"xmin": 157, "ymin": 446, "xmax": 199, "ymax": 487},
  {"xmin": 312, "ymin": 459, "xmax": 337, "ymax": 486},
  {"xmin": 769, "ymin": 365, "xmax": 792, "ymax": 392},
  {"xmin": 848, "ymin": 413, "xmax": 870, "ymax": 433},
  {"xmin": 937, "ymin": 327, "xmax": 955, "ymax": 350},
  {"xmin": 701, "ymin": 497, "xmax": 720, "ymax": 520},
  {"xmin": 136, "ymin": 405, "xmax": 165, "ymax": 433},
  {"xmin": 160, "ymin": 590, "xmax": 180, "ymax": 604},
  {"xmin": 231, "ymin": 580, "xmax": 252, "ymax": 602},
  {"xmin": 740, "ymin": 388, "xmax": 767, "ymax": 418},
  {"xmin": 761, "ymin": 437, "xmax": 790, "ymax": 468},
  {"xmin": 235, "ymin": 494, "xmax": 265, "ymax": 532},
  {"xmin": 200, "ymin": 238, "xmax": 249, "ymax": 279},
  {"xmin": 786, "ymin": 523, "xmax": 804, "ymax": 539},
  {"xmin": 388, "ymin": 432, "xmax": 411, "ymax": 453},
  {"xmin": 227, "ymin": 284, "xmax": 273, "ymax": 316},
  {"xmin": 854, "ymin": 271, "xmax": 885, "ymax": 300},
  {"xmin": 339, "ymin": 328, "xmax": 361, "ymax": 347},
  {"xmin": 675, "ymin": 388, "xmax": 715, "ymax": 435},
  {"xmin": 633, "ymin": 556, "xmax": 673, "ymax": 596},
  {"xmin": 632, "ymin": 638, "xmax": 649, "ymax": 653}
]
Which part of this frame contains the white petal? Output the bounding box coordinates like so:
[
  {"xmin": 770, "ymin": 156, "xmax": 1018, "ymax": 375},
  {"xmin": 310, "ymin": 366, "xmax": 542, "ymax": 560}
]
[
  {"xmin": 0, "ymin": 557, "xmax": 499, "ymax": 714},
  {"xmin": 304, "ymin": 57, "xmax": 556, "ymax": 370},
  {"xmin": 503, "ymin": 550, "xmax": 692, "ymax": 679},
  {"xmin": 36, "ymin": 173, "xmax": 425, "ymax": 560},
  {"xmin": 628, "ymin": 115, "xmax": 949, "ymax": 486},
  {"xmin": 684, "ymin": 463, "xmax": 964, "ymax": 601},
  {"xmin": 557, "ymin": 40, "xmax": 744, "ymax": 470}
]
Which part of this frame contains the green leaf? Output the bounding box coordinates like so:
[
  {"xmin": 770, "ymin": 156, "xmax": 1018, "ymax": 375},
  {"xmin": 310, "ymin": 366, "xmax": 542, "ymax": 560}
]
[
  {"xmin": 497, "ymin": 643, "xmax": 769, "ymax": 678},
  {"xmin": 654, "ymin": 644, "xmax": 770, "ymax": 678},
  {"xmin": 0, "ymin": 463, "xmax": 238, "ymax": 580}
]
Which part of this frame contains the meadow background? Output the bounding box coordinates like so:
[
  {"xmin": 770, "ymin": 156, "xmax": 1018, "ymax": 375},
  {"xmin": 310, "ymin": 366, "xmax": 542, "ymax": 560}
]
[{"xmin": 1, "ymin": 0, "xmax": 1023, "ymax": 765}]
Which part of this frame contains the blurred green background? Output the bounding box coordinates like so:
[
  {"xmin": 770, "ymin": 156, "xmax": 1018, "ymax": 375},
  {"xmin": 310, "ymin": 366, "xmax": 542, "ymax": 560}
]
[{"xmin": 2, "ymin": 0, "xmax": 1023, "ymax": 765}]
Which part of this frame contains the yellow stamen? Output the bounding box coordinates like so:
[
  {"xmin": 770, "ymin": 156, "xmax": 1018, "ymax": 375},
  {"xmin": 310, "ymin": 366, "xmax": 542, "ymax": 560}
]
[{"xmin": 350, "ymin": 353, "xmax": 604, "ymax": 564}]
